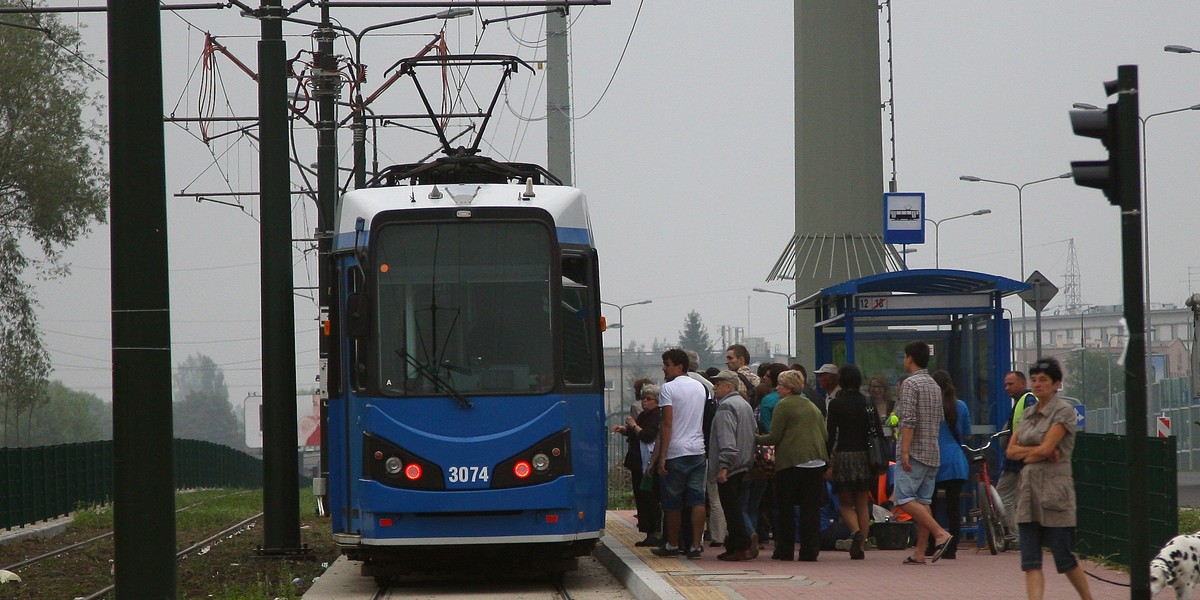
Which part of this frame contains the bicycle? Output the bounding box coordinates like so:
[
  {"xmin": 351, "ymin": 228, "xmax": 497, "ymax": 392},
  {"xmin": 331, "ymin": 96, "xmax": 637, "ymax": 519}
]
[{"xmin": 962, "ymin": 429, "xmax": 1012, "ymax": 554}]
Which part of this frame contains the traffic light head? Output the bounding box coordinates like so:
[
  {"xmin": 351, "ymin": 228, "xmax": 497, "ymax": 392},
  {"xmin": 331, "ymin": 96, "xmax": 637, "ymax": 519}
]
[
  {"xmin": 1069, "ymin": 106, "xmax": 1118, "ymax": 200},
  {"xmin": 1068, "ymin": 65, "xmax": 1139, "ymax": 209}
]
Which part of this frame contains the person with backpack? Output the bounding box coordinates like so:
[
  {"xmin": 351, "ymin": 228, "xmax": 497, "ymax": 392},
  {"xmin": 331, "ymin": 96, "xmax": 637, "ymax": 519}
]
[
  {"xmin": 724, "ymin": 344, "xmax": 761, "ymax": 402},
  {"xmin": 651, "ymin": 348, "xmax": 710, "ymax": 559},
  {"xmin": 684, "ymin": 350, "xmax": 724, "ymax": 549}
]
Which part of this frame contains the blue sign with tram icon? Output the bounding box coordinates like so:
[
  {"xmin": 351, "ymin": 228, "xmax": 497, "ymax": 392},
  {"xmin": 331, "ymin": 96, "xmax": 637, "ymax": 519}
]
[{"xmin": 883, "ymin": 192, "xmax": 926, "ymax": 245}]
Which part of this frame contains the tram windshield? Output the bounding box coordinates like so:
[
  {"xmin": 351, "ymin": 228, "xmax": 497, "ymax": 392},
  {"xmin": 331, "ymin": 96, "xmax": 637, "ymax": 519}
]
[{"xmin": 373, "ymin": 221, "xmax": 553, "ymax": 396}]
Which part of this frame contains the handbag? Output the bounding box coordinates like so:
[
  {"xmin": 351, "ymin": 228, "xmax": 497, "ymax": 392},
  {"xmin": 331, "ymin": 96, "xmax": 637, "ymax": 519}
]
[
  {"xmin": 748, "ymin": 444, "xmax": 776, "ymax": 480},
  {"xmin": 864, "ymin": 401, "xmax": 890, "ymax": 476}
]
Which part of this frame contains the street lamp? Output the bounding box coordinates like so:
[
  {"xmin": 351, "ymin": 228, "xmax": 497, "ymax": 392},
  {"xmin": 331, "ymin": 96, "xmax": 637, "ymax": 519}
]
[
  {"xmin": 753, "ymin": 288, "xmax": 798, "ymax": 359},
  {"xmin": 923, "ymin": 209, "xmax": 992, "ymax": 268},
  {"xmin": 959, "ymin": 172, "xmax": 1071, "ymax": 365},
  {"xmin": 600, "ymin": 299, "xmax": 652, "ymax": 408}
]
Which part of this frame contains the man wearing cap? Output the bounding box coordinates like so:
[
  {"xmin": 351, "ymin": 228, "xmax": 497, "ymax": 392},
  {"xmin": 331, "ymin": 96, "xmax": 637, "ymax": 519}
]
[
  {"xmin": 707, "ymin": 370, "xmax": 757, "ymax": 561},
  {"xmin": 814, "ymin": 363, "xmax": 841, "ymax": 405}
]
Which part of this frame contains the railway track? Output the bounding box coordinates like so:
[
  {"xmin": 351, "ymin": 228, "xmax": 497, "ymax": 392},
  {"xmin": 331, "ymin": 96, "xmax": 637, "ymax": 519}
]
[
  {"xmin": 320, "ymin": 554, "xmax": 631, "ymax": 600},
  {"xmin": 0, "ymin": 489, "xmax": 274, "ymax": 599}
]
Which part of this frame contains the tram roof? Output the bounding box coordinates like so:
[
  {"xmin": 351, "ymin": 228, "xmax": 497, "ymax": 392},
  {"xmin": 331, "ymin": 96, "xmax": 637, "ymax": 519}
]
[{"xmin": 335, "ymin": 183, "xmax": 592, "ymax": 250}]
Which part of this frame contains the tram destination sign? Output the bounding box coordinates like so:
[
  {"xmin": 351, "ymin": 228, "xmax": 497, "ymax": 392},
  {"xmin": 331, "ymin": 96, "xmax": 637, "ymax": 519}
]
[{"xmin": 1018, "ymin": 270, "xmax": 1058, "ymax": 313}]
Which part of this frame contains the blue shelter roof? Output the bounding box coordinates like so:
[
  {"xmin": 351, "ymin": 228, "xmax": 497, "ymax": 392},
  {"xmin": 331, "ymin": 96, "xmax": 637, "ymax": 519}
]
[{"xmin": 793, "ymin": 269, "xmax": 1029, "ymax": 308}]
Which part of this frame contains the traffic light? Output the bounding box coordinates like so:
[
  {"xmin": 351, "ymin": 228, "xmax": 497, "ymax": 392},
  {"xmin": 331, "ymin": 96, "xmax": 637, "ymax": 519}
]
[{"xmin": 1068, "ymin": 65, "xmax": 1140, "ymax": 210}]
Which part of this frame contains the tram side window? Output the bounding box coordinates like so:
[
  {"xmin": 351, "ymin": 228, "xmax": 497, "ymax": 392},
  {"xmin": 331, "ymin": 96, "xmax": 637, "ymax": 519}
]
[
  {"xmin": 561, "ymin": 254, "xmax": 596, "ymax": 385},
  {"xmin": 347, "ymin": 266, "xmax": 367, "ymax": 391}
]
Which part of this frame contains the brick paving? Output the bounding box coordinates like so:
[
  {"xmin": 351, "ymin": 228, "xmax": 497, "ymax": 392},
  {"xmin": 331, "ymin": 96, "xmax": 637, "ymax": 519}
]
[{"xmin": 605, "ymin": 510, "xmax": 1133, "ymax": 599}]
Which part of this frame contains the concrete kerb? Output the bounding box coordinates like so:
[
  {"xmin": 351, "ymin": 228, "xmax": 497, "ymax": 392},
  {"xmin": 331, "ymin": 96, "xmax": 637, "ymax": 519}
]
[
  {"xmin": 594, "ymin": 513, "xmax": 686, "ymax": 600},
  {"xmin": 0, "ymin": 516, "xmax": 73, "ymax": 547}
]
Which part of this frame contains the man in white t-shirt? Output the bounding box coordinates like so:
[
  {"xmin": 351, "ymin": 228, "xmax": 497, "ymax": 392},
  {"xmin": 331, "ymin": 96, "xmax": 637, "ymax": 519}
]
[{"xmin": 652, "ymin": 348, "xmax": 709, "ymax": 559}]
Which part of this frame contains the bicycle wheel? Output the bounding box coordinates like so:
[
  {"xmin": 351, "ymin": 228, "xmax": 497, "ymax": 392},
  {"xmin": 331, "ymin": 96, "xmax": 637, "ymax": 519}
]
[
  {"xmin": 976, "ymin": 479, "xmax": 999, "ymax": 555},
  {"xmin": 987, "ymin": 482, "xmax": 1012, "ymax": 552}
]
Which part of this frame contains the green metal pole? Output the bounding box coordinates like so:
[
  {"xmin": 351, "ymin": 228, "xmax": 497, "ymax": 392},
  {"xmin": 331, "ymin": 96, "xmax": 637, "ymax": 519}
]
[
  {"xmin": 314, "ymin": 0, "xmax": 341, "ymax": 509},
  {"xmin": 546, "ymin": 6, "xmax": 572, "ymax": 185},
  {"xmin": 1116, "ymin": 63, "xmax": 1149, "ymax": 600},
  {"xmin": 258, "ymin": 0, "xmax": 304, "ymax": 556},
  {"xmin": 108, "ymin": 0, "xmax": 176, "ymax": 596}
]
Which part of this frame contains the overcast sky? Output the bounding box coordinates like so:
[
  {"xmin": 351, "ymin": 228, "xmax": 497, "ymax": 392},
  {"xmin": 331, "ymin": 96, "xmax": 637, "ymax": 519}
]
[{"xmin": 28, "ymin": 1, "xmax": 1200, "ymax": 405}]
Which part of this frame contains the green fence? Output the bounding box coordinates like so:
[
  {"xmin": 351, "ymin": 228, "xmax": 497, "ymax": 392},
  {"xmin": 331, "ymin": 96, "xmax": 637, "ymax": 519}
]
[
  {"xmin": 1, "ymin": 439, "xmax": 264, "ymax": 530},
  {"xmin": 1074, "ymin": 432, "xmax": 1177, "ymax": 566}
]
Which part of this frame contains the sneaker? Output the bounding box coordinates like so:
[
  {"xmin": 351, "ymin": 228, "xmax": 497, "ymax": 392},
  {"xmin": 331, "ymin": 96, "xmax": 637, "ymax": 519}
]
[
  {"xmin": 686, "ymin": 546, "xmax": 703, "ymax": 559},
  {"xmin": 749, "ymin": 533, "xmax": 760, "ymax": 558},
  {"xmin": 834, "ymin": 538, "xmax": 853, "ymax": 551},
  {"xmin": 651, "ymin": 545, "xmax": 681, "ymax": 557},
  {"xmin": 634, "ymin": 535, "xmax": 663, "ymax": 547}
]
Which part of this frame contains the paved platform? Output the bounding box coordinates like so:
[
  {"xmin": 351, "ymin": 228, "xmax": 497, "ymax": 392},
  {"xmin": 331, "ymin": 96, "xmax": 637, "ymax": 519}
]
[{"xmin": 599, "ymin": 510, "xmax": 1133, "ymax": 600}]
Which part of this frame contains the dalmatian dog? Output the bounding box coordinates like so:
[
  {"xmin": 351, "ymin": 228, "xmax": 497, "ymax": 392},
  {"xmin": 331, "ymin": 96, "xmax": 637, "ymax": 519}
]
[{"xmin": 1151, "ymin": 534, "xmax": 1200, "ymax": 598}]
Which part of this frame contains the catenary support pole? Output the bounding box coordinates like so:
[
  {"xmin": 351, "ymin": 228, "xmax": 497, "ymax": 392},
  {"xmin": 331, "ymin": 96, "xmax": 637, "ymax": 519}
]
[
  {"xmin": 108, "ymin": 0, "xmax": 177, "ymax": 596},
  {"xmin": 257, "ymin": 0, "xmax": 305, "ymax": 557},
  {"xmin": 546, "ymin": 6, "xmax": 571, "ymax": 185}
]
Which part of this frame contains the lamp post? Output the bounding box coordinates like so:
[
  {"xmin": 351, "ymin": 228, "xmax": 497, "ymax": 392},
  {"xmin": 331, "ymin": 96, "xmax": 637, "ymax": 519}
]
[
  {"xmin": 959, "ymin": 172, "xmax": 1071, "ymax": 365},
  {"xmin": 753, "ymin": 288, "xmax": 798, "ymax": 360},
  {"xmin": 601, "ymin": 300, "xmax": 652, "ymax": 407},
  {"xmin": 923, "ymin": 209, "xmax": 992, "ymax": 268}
]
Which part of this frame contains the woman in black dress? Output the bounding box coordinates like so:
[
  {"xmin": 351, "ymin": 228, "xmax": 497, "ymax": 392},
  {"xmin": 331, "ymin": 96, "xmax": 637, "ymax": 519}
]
[{"xmin": 824, "ymin": 364, "xmax": 880, "ymax": 560}]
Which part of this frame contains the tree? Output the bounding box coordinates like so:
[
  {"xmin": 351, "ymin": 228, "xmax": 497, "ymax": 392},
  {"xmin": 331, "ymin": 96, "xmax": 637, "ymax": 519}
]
[
  {"xmin": 173, "ymin": 354, "xmax": 244, "ymax": 450},
  {"xmin": 23, "ymin": 381, "xmax": 107, "ymax": 446},
  {"xmin": 677, "ymin": 310, "xmax": 716, "ymax": 364},
  {"xmin": 1063, "ymin": 349, "xmax": 1124, "ymax": 411},
  {"xmin": 0, "ymin": 5, "xmax": 108, "ymax": 445}
]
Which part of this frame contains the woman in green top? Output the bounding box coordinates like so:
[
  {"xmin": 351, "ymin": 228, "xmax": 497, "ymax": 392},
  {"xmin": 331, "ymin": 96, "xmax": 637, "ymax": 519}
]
[{"xmin": 755, "ymin": 369, "xmax": 828, "ymax": 561}]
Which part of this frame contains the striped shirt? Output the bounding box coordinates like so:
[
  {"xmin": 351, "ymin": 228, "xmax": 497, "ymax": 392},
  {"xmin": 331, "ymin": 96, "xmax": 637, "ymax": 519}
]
[{"xmin": 896, "ymin": 368, "xmax": 942, "ymax": 467}]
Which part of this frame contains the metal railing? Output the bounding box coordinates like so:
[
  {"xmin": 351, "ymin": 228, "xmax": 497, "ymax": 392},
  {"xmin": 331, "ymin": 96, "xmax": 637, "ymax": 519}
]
[{"xmin": 1, "ymin": 439, "xmax": 264, "ymax": 530}]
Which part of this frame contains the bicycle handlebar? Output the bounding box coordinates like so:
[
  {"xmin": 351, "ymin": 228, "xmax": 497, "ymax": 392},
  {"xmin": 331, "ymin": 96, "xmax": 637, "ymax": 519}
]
[{"xmin": 961, "ymin": 429, "xmax": 1012, "ymax": 453}]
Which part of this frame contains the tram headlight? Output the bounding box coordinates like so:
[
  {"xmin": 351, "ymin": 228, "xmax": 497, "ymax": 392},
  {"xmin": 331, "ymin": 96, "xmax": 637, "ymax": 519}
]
[
  {"xmin": 384, "ymin": 456, "xmax": 403, "ymax": 475},
  {"xmin": 532, "ymin": 453, "xmax": 550, "ymax": 472}
]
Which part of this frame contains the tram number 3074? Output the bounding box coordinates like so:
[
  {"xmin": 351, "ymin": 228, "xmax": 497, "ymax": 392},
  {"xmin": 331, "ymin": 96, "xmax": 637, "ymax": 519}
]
[{"xmin": 447, "ymin": 466, "xmax": 490, "ymax": 483}]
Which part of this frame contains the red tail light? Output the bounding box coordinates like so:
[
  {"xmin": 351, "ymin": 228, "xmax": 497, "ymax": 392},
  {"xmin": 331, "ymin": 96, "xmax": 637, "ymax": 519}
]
[
  {"xmin": 513, "ymin": 461, "xmax": 532, "ymax": 478},
  {"xmin": 405, "ymin": 464, "xmax": 422, "ymax": 480}
]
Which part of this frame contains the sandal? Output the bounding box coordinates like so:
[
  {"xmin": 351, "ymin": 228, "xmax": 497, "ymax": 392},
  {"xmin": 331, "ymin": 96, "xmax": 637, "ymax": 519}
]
[
  {"xmin": 902, "ymin": 557, "xmax": 927, "ymax": 565},
  {"xmin": 930, "ymin": 536, "xmax": 953, "ymax": 563}
]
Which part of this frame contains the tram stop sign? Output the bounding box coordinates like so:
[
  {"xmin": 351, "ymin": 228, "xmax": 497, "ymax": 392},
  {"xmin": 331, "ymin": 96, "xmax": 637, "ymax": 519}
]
[{"xmin": 1019, "ymin": 270, "xmax": 1059, "ymax": 313}]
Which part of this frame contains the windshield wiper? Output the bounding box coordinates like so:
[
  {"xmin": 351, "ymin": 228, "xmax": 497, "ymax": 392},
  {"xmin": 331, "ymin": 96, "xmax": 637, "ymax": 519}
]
[{"xmin": 395, "ymin": 349, "xmax": 473, "ymax": 409}]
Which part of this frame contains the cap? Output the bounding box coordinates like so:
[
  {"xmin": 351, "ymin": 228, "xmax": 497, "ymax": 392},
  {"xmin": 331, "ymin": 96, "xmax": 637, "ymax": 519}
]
[
  {"xmin": 710, "ymin": 370, "xmax": 740, "ymax": 385},
  {"xmin": 814, "ymin": 363, "xmax": 839, "ymax": 375}
]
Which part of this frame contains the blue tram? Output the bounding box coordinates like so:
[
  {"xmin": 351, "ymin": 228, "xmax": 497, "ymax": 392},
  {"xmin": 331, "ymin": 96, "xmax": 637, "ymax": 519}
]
[{"xmin": 324, "ymin": 156, "xmax": 606, "ymax": 577}]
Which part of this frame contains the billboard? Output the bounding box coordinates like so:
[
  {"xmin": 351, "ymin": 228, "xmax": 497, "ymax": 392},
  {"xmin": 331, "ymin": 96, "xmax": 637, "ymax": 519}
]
[{"xmin": 243, "ymin": 393, "xmax": 321, "ymax": 449}]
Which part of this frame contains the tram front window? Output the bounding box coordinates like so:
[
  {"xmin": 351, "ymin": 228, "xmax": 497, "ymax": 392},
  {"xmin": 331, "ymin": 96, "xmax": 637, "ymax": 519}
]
[{"xmin": 373, "ymin": 221, "xmax": 553, "ymax": 395}]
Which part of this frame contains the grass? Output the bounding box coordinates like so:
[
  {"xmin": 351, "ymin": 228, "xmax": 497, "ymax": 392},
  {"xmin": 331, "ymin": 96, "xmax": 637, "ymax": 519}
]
[
  {"xmin": 1180, "ymin": 507, "xmax": 1200, "ymax": 534},
  {"xmin": 1, "ymin": 487, "xmax": 338, "ymax": 600}
]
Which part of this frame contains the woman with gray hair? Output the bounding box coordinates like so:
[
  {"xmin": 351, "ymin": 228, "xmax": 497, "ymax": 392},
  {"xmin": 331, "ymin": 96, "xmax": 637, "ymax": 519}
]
[
  {"xmin": 614, "ymin": 382, "xmax": 663, "ymax": 547},
  {"xmin": 755, "ymin": 369, "xmax": 828, "ymax": 561}
]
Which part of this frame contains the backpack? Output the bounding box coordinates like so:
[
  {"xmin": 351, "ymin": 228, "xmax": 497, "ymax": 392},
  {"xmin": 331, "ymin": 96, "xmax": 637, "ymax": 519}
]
[{"xmin": 737, "ymin": 372, "xmax": 759, "ymax": 405}]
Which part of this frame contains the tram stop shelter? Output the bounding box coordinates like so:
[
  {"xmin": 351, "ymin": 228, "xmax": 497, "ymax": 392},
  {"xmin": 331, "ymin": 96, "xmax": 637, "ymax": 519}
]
[{"xmin": 792, "ymin": 269, "xmax": 1029, "ymax": 435}]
